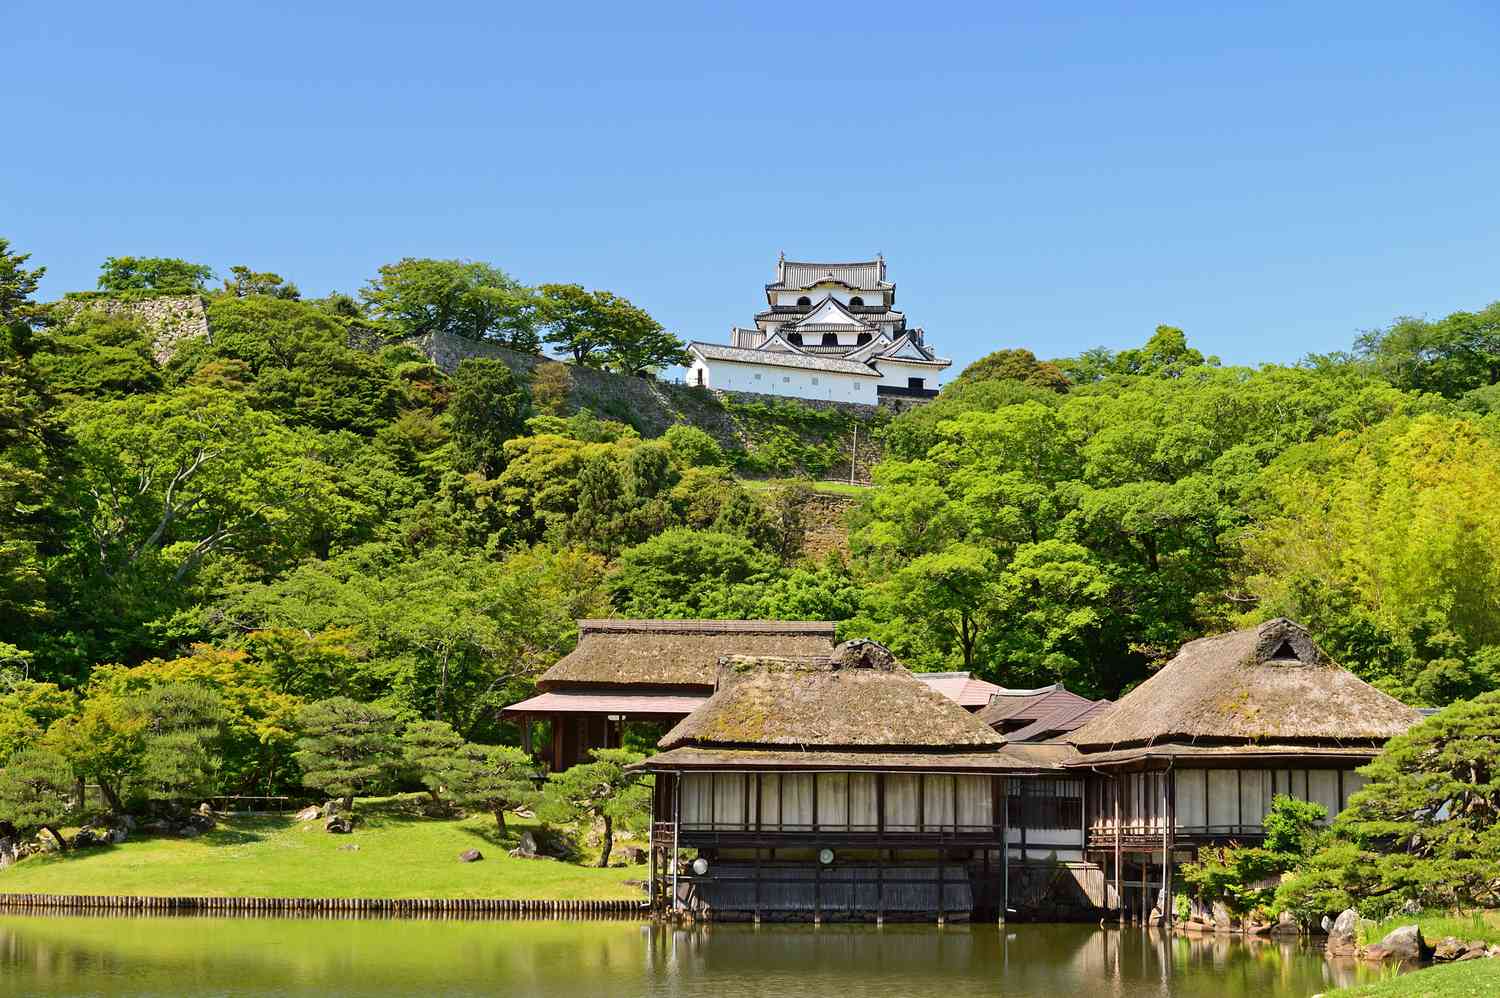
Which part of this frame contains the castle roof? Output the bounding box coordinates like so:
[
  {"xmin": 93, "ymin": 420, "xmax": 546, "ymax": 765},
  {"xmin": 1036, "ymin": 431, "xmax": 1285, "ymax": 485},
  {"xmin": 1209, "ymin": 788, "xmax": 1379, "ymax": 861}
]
[
  {"xmin": 688, "ymin": 341, "xmax": 883, "ymax": 377},
  {"xmin": 768, "ymin": 258, "xmax": 892, "ymax": 292}
]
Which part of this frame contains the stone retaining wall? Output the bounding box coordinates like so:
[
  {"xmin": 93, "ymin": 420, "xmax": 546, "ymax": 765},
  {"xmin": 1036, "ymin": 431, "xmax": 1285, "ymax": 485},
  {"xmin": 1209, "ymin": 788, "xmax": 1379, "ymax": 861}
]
[
  {"xmin": 0, "ymin": 893, "xmax": 643, "ymax": 918},
  {"xmin": 54, "ymin": 294, "xmax": 212, "ymax": 364}
]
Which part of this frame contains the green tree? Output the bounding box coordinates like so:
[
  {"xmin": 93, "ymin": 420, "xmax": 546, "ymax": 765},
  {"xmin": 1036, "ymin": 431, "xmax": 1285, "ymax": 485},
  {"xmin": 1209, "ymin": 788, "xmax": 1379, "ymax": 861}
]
[
  {"xmin": 292, "ymin": 697, "xmax": 403, "ymax": 813},
  {"xmin": 128, "ymin": 682, "xmax": 227, "ymax": 803},
  {"xmin": 0, "ymin": 679, "xmax": 75, "ymax": 766},
  {"xmin": 0, "ymin": 747, "xmax": 74, "ymax": 850},
  {"xmin": 448, "ymin": 358, "xmax": 529, "ymax": 477},
  {"xmin": 400, "ymin": 719, "xmax": 466, "ymax": 802},
  {"xmin": 1279, "ymin": 692, "xmax": 1500, "ymax": 918},
  {"xmin": 540, "ymin": 748, "xmax": 649, "ymax": 867},
  {"xmin": 361, "ymin": 258, "xmax": 538, "ymax": 348},
  {"xmin": 222, "ymin": 265, "xmax": 300, "ymax": 299},
  {"xmin": 538, "ymin": 284, "xmax": 683, "ymax": 371},
  {"xmin": 529, "ymin": 363, "xmax": 573, "ymax": 416},
  {"xmin": 31, "ymin": 309, "xmax": 161, "ymax": 398},
  {"xmin": 1242, "ymin": 414, "xmax": 1500, "ymax": 702},
  {"xmin": 42, "ymin": 692, "xmax": 146, "ymax": 813},
  {"xmin": 97, "ymin": 256, "xmax": 213, "ymax": 294},
  {"xmin": 411, "ymin": 735, "xmax": 536, "ymax": 833},
  {"xmin": 0, "ymin": 237, "xmax": 45, "ymax": 354},
  {"xmin": 609, "ymin": 529, "xmax": 778, "ymax": 618},
  {"xmin": 1181, "ymin": 795, "xmax": 1327, "ymax": 916},
  {"xmin": 1357, "ymin": 301, "xmax": 1500, "ymax": 398},
  {"xmin": 954, "ymin": 347, "xmax": 1070, "ymax": 391},
  {"xmin": 663, "ymin": 423, "xmax": 724, "ymax": 468}
]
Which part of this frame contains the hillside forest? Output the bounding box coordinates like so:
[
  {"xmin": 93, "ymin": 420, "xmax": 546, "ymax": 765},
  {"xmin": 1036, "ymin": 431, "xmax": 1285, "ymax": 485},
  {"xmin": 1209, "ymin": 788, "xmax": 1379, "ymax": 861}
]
[{"xmin": 3, "ymin": 240, "xmax": 1500, "ymax": 803}]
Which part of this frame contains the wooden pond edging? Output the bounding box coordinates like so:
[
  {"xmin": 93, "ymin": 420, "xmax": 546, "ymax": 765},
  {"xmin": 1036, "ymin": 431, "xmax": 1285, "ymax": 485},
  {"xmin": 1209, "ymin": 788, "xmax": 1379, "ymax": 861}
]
[{"xmin": 0, "ymin": 893, "xmax": 645, "ymax": 919}]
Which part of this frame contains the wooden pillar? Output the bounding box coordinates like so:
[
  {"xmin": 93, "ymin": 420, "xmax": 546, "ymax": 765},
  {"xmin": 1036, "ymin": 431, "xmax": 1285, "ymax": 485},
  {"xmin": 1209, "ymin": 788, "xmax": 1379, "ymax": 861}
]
[
  {"xmin": 1001, "ymin": 777, "xmax": 1010, "ymax": 922},
  {"xmin": 937, "ymin": 849, "xmax": 946, "ymax": 925},
  {"xmin": 1160, "ymin": 769, "xmax": 1171, "ymax": 925}
]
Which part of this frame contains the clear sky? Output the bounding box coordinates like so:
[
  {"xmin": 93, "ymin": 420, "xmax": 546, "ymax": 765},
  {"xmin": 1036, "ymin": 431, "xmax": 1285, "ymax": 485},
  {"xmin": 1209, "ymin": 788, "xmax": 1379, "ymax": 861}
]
[{"xmin": 5, "ymin": 1, "xmax": 1498, "ymax": 375}]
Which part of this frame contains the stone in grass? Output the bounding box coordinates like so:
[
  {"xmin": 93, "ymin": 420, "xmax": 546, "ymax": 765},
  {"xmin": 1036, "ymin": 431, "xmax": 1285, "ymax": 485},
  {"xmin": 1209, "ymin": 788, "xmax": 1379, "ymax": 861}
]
[
  {"xmin": 324, "ymin": 816, "xmax": 353, "ymax": 834},
  {"xmin": 1434, "ymin": 937, "xmax": 1466, "ymax": 961},
  {"xmin": 338, "ymin": 843, "xmax": 360, "ymax": 852},
  {"xmin": 458, "ymin": 849, "xmax": 484, "ymax": 863},
  {"xmin": 295, "ymin": 805, "xmax": 321, "ymax": 822}
]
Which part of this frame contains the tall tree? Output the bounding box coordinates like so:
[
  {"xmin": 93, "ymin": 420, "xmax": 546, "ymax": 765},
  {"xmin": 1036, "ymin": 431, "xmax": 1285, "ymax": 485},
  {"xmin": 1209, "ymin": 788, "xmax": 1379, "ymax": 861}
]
[
  {"xmin": 361, "ymin": 258, "xmax": 539, "ymax": 348},
  {"xmin": 222, "ymin": 265, "xmax": 300, "ymax": 299},
  {"xmin": 0, "ymin": 237, "xmax": 45, "ymax": 355},
  {"xmin": 447, "ymin": 358, "xmax": 529, "ymax": 477},
  {"xmin": 538, "ymin": 284, "xmax": 684, "ymax": 371},
  {"xmin": 97, "ymin": 256, "xmax": 213, "ymax": 294}
]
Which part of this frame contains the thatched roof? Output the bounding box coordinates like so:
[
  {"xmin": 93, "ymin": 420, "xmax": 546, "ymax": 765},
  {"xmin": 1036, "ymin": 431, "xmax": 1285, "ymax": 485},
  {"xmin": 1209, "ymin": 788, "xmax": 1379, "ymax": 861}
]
[
  {"xmin": 1067, "ymin": 619, "xmax": 1422, "ymax": 753},
  {"xmin": 657, "ymin": 639, "xmax": 1004, "ymax": 752},
  {"xmin": 637, "ymin": 745, "xmax": 1060, "ymax": 773},
  {"xmin": 536, "ymin": 619, "xmax": 836, "ymax": 691}
]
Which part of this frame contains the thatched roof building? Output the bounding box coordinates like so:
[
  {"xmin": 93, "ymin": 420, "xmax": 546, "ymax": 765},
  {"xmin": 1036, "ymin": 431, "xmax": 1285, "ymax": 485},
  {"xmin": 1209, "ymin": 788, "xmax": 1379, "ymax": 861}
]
[
  {"xmin": 1066, "ymin": 618, "xmax": 1421, "ymax": 762},
  {"xmin": 643, "ymin": 639, "xmax": 1051, "ymax": 773},
  {"xmin": 504, "ymin": 619, "xmax": 837, "ymax": 771},
  {"xmin": 535, "ymin": 619, "xmax": 838, "ymax": 691}
]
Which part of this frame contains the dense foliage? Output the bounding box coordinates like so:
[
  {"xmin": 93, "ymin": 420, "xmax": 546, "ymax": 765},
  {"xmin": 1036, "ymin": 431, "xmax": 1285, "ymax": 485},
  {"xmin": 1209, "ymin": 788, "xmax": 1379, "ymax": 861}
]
[
  {"xmin": 1278, "ymin": 693, "xmax": 1500, "ymax": 918},
  {"xmin": 1, "ymin": 235, "xmax": 1497, "ymax": 826}
]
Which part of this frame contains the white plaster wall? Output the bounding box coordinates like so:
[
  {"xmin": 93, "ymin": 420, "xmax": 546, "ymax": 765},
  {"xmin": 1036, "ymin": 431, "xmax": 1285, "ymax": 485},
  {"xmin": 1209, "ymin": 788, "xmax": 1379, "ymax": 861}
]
[
  {"xmin": 774, "ymin": 289, "xmax": 888, "ymax": 308},
  {"xmin": 701, "ymin": 360, "xmax": 875, "ymax": 402},
  {"xmin": 876, "ymin": 358, "xmax": 948, "ymax": 390}
]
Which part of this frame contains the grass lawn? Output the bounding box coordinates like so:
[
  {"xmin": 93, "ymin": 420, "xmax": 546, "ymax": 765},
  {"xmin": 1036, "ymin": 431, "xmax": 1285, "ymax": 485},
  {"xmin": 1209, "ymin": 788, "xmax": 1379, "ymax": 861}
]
[
  {"xmin": 1358, "ymin": 910, "xmax": 1500, "ymax": 948},
  {"xmin": 1326, "ymin": 959, "xmax": 1500, "ymax": 997},
  {"xmin": 0, "ymin": 794, "xmax": 647, "ymax": 900}
]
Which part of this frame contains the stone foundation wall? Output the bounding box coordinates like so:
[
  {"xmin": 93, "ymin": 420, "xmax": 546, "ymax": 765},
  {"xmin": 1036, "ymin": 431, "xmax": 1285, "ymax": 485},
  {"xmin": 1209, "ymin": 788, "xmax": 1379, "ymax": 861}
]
[
  {"xmin": 385, "ymin": 332, "xmax": 888, "ymax": 476},
  {"xmin": 54, "ymin": 293, "xmax": 212, "ymax": 364}
]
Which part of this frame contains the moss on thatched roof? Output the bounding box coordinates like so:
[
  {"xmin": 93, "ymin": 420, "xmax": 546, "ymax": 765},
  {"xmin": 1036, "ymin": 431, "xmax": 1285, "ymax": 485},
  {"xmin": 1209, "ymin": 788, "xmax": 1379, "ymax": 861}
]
[
  {"xmin": 658, "ymin": 639, "xmax": 1004, "ymax": 751},
  {"xmin": 1067, "ymin": 619, "xmax": 1422, "ymax": 752},
  {"xmin": 537, "ymin": 619, "xmax": 836, "ymax": 690},
  {"xmin": 636, "ymin": 744, "xmax": 1069, "ymax": 773}
]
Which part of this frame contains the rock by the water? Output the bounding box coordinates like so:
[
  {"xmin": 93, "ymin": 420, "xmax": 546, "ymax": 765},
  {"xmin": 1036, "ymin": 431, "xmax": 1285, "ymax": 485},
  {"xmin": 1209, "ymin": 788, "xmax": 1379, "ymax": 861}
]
[
  {"xmin": 1271, "ymin": 910, "xmax": 1301, "ymax": 936},
  {"xmin": 1326, "ymin": 909, "xmax": 1361, "ymax": 957},
  {"xmin": 1372, "ymin": 925, "xmax": 1426, "ymax": 963},
  {"xmin": 1212, "ymin": 901, "xmax": 1237, "ymax": 932},
  {"xmin": 459, "ymin": 849, "xmax": 483, "ymax": 863},
  {"xmin": 512, "ymin": 830, "xmax": 538, "ymax": 856},
  {"xmin": 295, "ymin": 805, "xmax": 321, "ymax": 822},
  {"xmin": 325, "ymin": 816, "xmax": 353, "ymax": 834}
]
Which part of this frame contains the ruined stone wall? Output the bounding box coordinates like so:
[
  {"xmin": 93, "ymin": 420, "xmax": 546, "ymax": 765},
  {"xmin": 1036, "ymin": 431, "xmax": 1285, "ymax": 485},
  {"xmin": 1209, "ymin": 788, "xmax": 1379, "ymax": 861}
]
[{"xmin": 55, "ymin": 294, "xmax": 212, "ymax": 364}]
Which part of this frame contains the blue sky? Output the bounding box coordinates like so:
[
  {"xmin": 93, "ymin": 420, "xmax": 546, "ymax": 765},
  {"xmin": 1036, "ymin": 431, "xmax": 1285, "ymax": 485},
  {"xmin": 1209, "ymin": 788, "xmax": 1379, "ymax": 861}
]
[{"xmin": 5, "ymin": 1, "xmax": 1498, "ymax": 375}]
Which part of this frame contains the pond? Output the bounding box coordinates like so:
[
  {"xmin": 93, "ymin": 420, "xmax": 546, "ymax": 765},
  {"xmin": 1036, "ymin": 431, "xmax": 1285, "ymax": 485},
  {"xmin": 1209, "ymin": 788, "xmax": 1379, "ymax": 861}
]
[{"xmin": 0, "ymin": 915, "xmax": 1396, "ymax": 997}]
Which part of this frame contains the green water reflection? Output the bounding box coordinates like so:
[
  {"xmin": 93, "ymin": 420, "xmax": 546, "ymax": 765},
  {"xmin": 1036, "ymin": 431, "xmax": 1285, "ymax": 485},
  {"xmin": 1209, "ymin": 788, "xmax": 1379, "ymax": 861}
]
[{"xmin": 0, "ymin": 916, "xmax": 1395, "ymax": 997}]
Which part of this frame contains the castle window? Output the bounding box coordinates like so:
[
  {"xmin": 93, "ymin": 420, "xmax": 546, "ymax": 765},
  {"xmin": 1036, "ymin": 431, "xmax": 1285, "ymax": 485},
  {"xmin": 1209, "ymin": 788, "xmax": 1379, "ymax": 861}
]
[
  {"xmin": 786, "ymin": 332, "xmax": 802, "ymax": 345},
  {"xmin": 783, "ymin": 375, "xmax": 791, "ymax": 383},
  {"xmin": 796, "ymin": 296, "xmax": 811, "ymax": 308},
  {"xmin": 821, "ymin": 332, "xmax": 839, "ymax": 346},
  {"xmin": 811, "ymin": 377, "xmax": 819, "ymax": 386},
  {"xmin": 856, "ymin": 332, "xmax": 871, "ymax": 345},
  {"xmin": 850, "ymin": 296, "xmax": 864, "ymax": 308}
]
